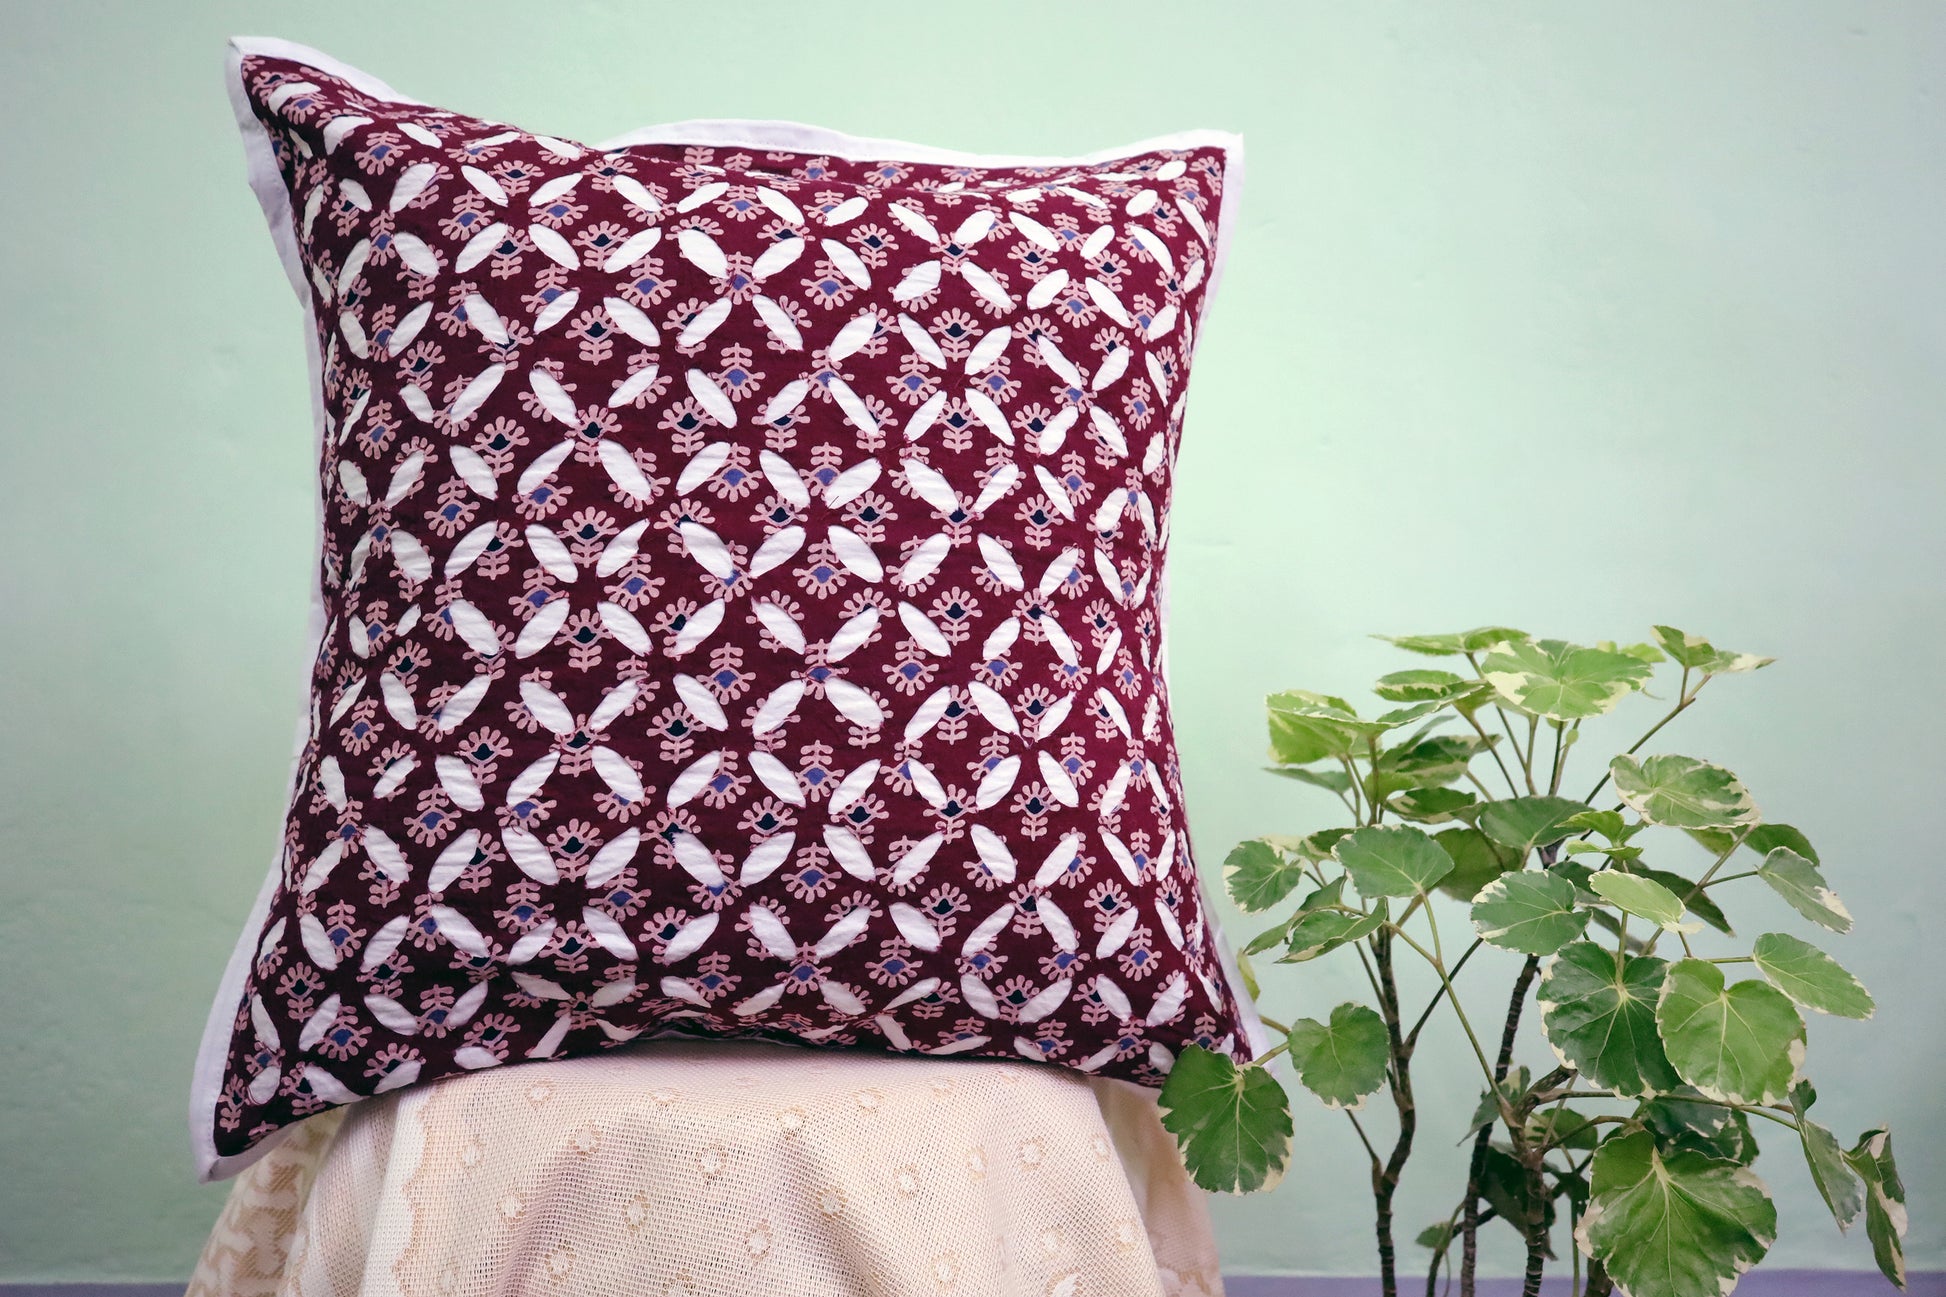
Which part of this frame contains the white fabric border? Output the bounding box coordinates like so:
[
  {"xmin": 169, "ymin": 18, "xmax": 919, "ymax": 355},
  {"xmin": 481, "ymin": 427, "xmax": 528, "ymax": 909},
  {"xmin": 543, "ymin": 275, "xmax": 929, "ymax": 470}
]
[
  {"xmin": 192, "ymin": 38, "xmax": 345, "ymax": 1183},
  {"xmin": 194, "ymin": 34, "xmax": 1260, "ymax": 1183}
]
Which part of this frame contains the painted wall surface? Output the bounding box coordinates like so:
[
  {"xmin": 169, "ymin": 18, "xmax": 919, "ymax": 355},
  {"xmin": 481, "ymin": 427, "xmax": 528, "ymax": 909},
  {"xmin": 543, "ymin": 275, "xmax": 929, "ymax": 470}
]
[{"xmin": 2, "ymin": 0, "xmax": 1940, "ymax": 1281}]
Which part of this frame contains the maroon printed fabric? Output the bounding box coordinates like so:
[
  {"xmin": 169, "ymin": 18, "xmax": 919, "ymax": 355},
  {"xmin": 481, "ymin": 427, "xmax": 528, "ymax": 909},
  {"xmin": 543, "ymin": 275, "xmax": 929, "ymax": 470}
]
[{"xmin": 203, "ymin": 43, "xmax": 1253, "ymax": 1171}]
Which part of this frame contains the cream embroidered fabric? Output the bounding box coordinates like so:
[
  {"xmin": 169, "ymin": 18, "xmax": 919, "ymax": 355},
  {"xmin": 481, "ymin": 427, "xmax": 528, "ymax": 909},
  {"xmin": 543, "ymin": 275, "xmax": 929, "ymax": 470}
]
[{"xmin": 187, "ymin": 1041, "xmax": 1227, "ymax": 1297}]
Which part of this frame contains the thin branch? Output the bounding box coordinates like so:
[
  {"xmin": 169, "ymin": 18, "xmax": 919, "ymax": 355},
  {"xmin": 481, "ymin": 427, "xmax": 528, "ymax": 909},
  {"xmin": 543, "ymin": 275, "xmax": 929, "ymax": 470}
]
[
  {"xmin": 1460, "ymin": 706, "xmax": 1522, "ymax": 798},
  {"xmin": 1582, "ymin": 667, "xmax": 1706, "ymax": 804},
  {"xmin": 1347, "ymin": 1109, "xmax": 1383, "ymax": 1167},
  {"xmin": 1391, "ymin": 914, "xmax": 1500, "ymax": 1090},
  {"xmin": 1406, "ymin": 938, "xmax": 1482, "ymax": 1048},
  {"xmin": 1643, "ymin": 826, "xmax": 1752, "ymax": 958}
]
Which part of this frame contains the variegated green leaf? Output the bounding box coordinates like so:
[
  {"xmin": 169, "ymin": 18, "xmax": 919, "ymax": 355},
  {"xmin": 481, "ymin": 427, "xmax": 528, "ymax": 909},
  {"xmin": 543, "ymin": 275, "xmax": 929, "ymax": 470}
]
[
  {"xmin": 1389, "ymin": 786, "xmax": 1479, "ymax": 824},
  {"xmin": 1757, "ymin": 847, "xmax": 1852, "ymax": 933},
  {"xmin": 1478, "ymin": 795, "xmax": 1594, "ymax": 856},
  {"xmin": 1372, "ymin": 669, "xmax": 1485, "ymax": 704},
  {"xmin": 1577, "ymin": 1131, "xmax": 1776, "ymax": 1297},
  {"xmin": 1158, "ymin": 1046, "xmax": 1293, "ymax": 1195},
  {"xmin": 1790, "ymin": 1081, "xmax": 1865, "ymax": 1233},
  {"xmin": 1223, "ymin": 839, "xmax": 1307, "ymax": 913},
  {"xmin": 1652, "ymin": 625, "xmax": 1775, "ymax": 675},
  {"xmin": 1264, "ymin": 764, "xmax": 1354, "ymax": 793},
  {"xmin": 1286, "ymin": 1003, "xmax": 1390, "ymax": 1109},
  {"xmin": 1280, "ymin": 900, "xmax": 1388, "ymax": 963},
  {"xmin": 1639, "ymin": 1095, "xmax": 1757, "ymax": 1166},
  {"xmin": 1752, "ymin": 932, "xmax": 1874, "ymax": 1018},
  {"xmin": 1847, "ymin": 1128, "xmax": 1908, "ymax": 1290},
  {"xmin": 1333, "ymin": 825, "xmax": 1453, "ymax": 899},
  {"xmin": 1589, "ymin": 871, "xmax": 1688, "ymax": 929},
  {"xmin": 1480, "ymin": 638, "xmax": 1653, "ymax": 720},
  {"xmin": 1433, "ymin": 826, "xmax": 1512, "ymax": 900},
  {"xmin": 1610, "ymin": 754, "xmax": 1759, "ymax": 830},
  {"xmin": 1744, "ymin": 822, "xmax": 1819, "ymax": 864},
  {"xmin": 1368, "ymin": 733, "xmax": 1496, "ymax": 798},
  {"xmin": 1472, "ymin": 871, "xmax": 1588, "ymax": 955},
  {"xmin": 1656, "ymin": 959, "xmax": 1804, "ymax": 1106},
  {"xmin": 1538, "ymin": 942, "xmax": 1680, "ymax": 1097},
  {"xmin": 1266, "ymin": 690, "xmax": 1369, "ymax": 764},
  {"xmin": 1376, "ymin": 627, "xmax": 1529, "ymax": 657}
]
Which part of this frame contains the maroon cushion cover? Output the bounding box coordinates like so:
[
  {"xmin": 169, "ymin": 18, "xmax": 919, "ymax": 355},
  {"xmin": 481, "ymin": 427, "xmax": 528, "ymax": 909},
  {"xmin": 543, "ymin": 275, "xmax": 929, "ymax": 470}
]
[{"xmin": 194, "ymin": 35, "xmax": 1257, "ymax": 1179}]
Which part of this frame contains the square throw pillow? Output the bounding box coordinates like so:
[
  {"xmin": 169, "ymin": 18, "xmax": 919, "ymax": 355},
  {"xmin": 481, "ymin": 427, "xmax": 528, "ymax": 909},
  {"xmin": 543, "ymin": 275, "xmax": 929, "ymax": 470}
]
[{"xmin": 195, "ymin": 34, "xmax": 1263, "ymax": 1180}]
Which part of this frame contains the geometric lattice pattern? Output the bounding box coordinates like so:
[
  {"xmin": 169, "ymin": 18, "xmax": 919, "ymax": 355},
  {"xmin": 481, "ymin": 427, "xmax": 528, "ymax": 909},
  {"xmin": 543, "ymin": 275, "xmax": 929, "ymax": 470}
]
[{"xmin": 198, "ymin": 38, "xmax": 1253, "ymax": 1176}]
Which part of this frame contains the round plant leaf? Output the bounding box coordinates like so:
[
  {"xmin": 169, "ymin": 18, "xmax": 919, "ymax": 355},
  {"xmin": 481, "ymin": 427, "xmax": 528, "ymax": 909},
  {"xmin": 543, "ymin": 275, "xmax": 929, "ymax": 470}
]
[
  {"xmin": 1157, "ymin": 1044, "xmax": 1293, "ymax": 1195},
  {"xmin": 1744, "ymin": 822, "xmax": 1819, "ymax": 864},
  {"xmin": 1790, "ymin": 1081, "xmax": 1865, "ymax": 1232},
  {"xmin": 1267, "ymin": 689, "xmax": 1376, "ymax": 764},
  {"xmin": 1333, "ymin": 825, "xmax": 1454, "ymax": 899},
  {"xmin": 1433, "ymin": 826, "xmax": 1512, "ymax": 901},
  {"xmin": 1564, "ymin": 808, "xmax": 1631, "ymax": 843},
  {"xmin": 1756, "ymin": 847, "xmax": 1852, "ymax": 933},
  {"xmin": 1368, "ymin": 733, "xmax": 1495, "ymax": 798},
  {"xmin": 1588, "ymin": 871, "xmax": 1687, "ymax": 929},
  {"xmin": 1537, "ymin": 942, "xmax": 1680, "ymax": 1097},
  {"xmin": 1265, "ymin": 764, "xmax": 1354, "ymax": 794},
  {"xmin": 1610, "ymin": 754, "xmax": 1760, "ymax": 829},
  {"xmin": 1377, "ymin": 627, "xmax": 1529, "ymax": 658},
  {"xmin": 1576, "ymin": 1130, "xmax": 1776, "ymax": 1297},
  {"xmin": 1373, "ymin": 668, "xmax": 1474, "ymax": 703},
  {"xmin": 1290, "ymin": 827, "xmax": 1356, "ymax": 861},
  {"xmin": 1639, "ymin": 1094, "xmax": 1757, "ymax": 1166},
  {"xmin": 1846, "ymin": 1128, "xmax": 1908, "ymax": 1291},
  {"xmin": 1527, "ymin": 1106, "xmax": 1600, "ymax": 1152},
  {"xmin": 1286, "ymin": 1003, "xmax": 1390, "ymax": 1110},
  {"xmin": 1481, "ymin": 1143, "xmax": 1556, "ymax": 1238},
  {"xmin": 1656, "ymin": 959, "xmax": 1805, "ymax": 1106},
  {"xmin": 1390, "ymin": 786, "xmax": 1479, "ymax": 824},
  {"xmin": 1651, "ymin": 625, "xmax": 1774, "ymax": 676},
  {"xmin": 1463, "ymin": 1065, "xmax": 1531, "ymax": 1138},
  {"xmin": 1752, "ymin": 932, "xmax": 1874, "ymax": 1019},
  {"xmin": 1224, "ymin": 839, "xmax": 1307, "ymax": 914},
  {"xmin": 1471, "ymin": 871, "xmax": 1589, "ymax": 955},
  {"xmin": 1478, "ymin": 796, "xmax": 1594, "ymax": 856},
  {"xmin": 1242, "ymin": 921, "xmax": 1292, "ymax": 958},
  {"xmin": 1626, "ymin": 865, "xmax": 1732, "ymax": 935},
  {"xmin": 1279, "ymin": 900, "xmax": 1388, "ymax": 963},
  {"xmin": 1479, "ymin": 638, "xmax": 1653, "ymax": 720}
]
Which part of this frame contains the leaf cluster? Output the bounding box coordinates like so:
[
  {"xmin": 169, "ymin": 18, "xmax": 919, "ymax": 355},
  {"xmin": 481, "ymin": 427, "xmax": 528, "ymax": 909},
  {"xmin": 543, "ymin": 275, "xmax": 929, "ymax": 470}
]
[{"xmin": 1166, "ymin": 628, "xmax": 1905, "ymax": 1297}]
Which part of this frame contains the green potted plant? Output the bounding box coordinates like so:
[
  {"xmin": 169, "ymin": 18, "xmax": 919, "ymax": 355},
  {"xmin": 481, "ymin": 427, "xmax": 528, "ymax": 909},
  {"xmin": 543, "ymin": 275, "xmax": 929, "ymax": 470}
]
[{"xmin": 1160, "ymin": 628, "xmax": 1908, "ymax": 1297}]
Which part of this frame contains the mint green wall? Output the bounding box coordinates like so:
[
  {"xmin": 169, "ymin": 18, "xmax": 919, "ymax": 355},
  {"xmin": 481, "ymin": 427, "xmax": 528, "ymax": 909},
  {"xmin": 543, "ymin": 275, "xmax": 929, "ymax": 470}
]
[{"xmin": 3, "ymin": 0, "xmax": 1939, "ymax": 1281}]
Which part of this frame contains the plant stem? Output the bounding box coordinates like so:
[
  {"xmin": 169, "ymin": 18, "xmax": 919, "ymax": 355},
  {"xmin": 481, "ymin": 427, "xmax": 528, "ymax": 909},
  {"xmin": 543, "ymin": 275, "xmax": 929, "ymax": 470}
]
[
  {"xmin": 1355, "ymin": 940, "xmax": 1387, "ymax": 1006},
  {"xmin": 1461, "ymin": 707, "xmax": 1523, "ymax": 798},
  {"xmin": 1460, "ymin": 954, "xmax": 1541, "ymax": 1297},
  {"xmin": 1341, "ymin": 756, "xmax": 1367, "ymax": 823},
  {"xmin": 1581, "ymin": 668, "xmax": 1704, "ymax": 804},
  {"xmin": 1406, "ymin": 938, "xmax": 1483, "ymax": 1049},
  {"xmin": 1391, "ymin": 918, "xmax": 1498, "ymax": 1089},
  {"xmin": 1465, "ymin": 651, "xmax": 1529, "ymax": 772},
  {"xmin": 1524, "ymin": 714, "xmax": 1540, "ymax": 793},
  {"xmin": 1370, "ymin": 929, "xmax": 1416, "ymax": 1297},
  {"xmin": 1348, "ymin": 1109, "xmax": 1382, "ymax": 1166},
  {"xmin": 1643, "ymin": 827, "xmax": 1751, "ymax": 958}
]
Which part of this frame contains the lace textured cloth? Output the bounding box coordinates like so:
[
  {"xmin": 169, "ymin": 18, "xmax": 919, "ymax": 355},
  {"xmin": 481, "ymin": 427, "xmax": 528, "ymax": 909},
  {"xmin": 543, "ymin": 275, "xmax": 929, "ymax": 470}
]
[{"xmin": 187, "ymin": 1041, "xmax": 1226, "ymax": 1297}]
